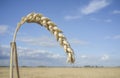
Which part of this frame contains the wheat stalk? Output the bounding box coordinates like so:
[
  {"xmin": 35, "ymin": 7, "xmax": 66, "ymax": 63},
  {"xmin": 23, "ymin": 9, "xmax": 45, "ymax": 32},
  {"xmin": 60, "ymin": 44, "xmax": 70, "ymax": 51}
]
[{"xmin": 13, "ymin": 12, "xmax": 75, "ymax": 63}]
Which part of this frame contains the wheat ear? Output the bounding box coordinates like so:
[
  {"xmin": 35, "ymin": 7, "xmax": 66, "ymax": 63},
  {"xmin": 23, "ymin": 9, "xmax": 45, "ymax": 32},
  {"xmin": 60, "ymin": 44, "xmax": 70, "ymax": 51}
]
[{"xmin": 13, "ymin": 12, "xmax": 75, "ymax": 63}]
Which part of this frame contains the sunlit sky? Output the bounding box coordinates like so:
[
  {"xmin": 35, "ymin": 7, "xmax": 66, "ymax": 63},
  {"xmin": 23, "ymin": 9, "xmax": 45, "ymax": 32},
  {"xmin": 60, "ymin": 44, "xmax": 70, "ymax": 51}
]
[{"xmin": 0, "ymin": 0, "xmax": 120, "ymax": 66}]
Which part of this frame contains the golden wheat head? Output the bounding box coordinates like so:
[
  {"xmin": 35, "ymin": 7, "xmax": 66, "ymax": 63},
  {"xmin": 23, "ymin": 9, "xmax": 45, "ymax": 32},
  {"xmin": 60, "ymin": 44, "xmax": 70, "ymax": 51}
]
[{"xmin": 13, "ymin": 12, "xmax": 75, "ymax": 63}]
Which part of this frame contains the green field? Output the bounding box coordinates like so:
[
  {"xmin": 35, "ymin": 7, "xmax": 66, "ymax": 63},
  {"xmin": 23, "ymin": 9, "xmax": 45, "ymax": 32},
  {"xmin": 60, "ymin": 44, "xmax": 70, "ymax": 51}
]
[{"xmin": 0, "ymin": 67, "xmax": 120, "ymax": 78}]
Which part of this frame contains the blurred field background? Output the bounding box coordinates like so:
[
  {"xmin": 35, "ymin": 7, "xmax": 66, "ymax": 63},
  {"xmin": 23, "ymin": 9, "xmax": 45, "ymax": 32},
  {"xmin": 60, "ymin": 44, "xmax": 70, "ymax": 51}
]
[{"xmin": 0, "ymin": 67, "xmax": 120, "ymax": 78}]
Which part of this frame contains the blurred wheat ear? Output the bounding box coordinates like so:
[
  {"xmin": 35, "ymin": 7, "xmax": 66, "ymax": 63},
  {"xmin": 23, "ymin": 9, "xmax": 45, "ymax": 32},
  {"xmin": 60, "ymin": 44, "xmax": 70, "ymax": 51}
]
[
  {"xmin": 13, "ymin": 12, "xmax": 75, "ymax": 63},
  {"xmin": 10, "ymin": 12, "xmax": 75, "ymax": 78}
]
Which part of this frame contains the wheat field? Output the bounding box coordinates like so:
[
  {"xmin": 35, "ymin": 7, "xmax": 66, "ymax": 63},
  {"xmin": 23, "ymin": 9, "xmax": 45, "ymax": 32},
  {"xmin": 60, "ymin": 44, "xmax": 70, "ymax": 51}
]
[{"xmin": 0, "ymin": 67, "xmax": 120, "ymax": 78}]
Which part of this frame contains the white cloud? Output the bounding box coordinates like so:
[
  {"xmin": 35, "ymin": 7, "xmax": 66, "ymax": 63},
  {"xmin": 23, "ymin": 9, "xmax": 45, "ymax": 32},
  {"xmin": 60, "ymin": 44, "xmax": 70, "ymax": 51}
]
[
  {"xmin": 81, "ymin": 0, "xmax": 110, "ymax": 15},
  {"xmin": 105, "ymin": 35, "xmax": 120, "ymax": 40},
  {"xmin": 17, "ymin": 36, "xmax": 59, "ymax": 47},
  {"xmin": 104, "ymin": 19, "xmax": 112, "ymax": 23},
  {"xmin": 47, "ymin": 53, "xmax": 64, "ymax": 59},
  {"xmin": 18, "ymin": 47, "xmax": 63, "ymax": 59},
  {"xmin": 70, "ymin": 39, "xmax": 89, "ymax": 45},
  {"xmin": 112, "ymin": 10, "xmax": 120, "ymax": 14},
  {"xmin": 101, "ymin": 54, "xmax": 109, "ymax": 61},
  {"xmin": 104, "ymin": 36, "xmax": 111, "ymax": 40},
  {"xmin": 0, "ymin": 25, "xmax": 8, "ymax": 34},
  {"xmin": 80, "ymin": 55, "xmax": 88, "ymax": 59},
  {"xmin": 64, "ymin": 15, "xmax": 81, "ymax": 20},
  {"xmin": 90, "ymin": 17, "xmax": 100, "ymax": 21},
  {"xmin": 113, "ymin": 35, "xmax": 120, "ymax": 39},
  {"xmin": 0, "ymin": 45, "xmax": 10, "ymax": 57},
  {"xmin": 90, "ymin": 18, "xmax": 112, "ymax": 23}
]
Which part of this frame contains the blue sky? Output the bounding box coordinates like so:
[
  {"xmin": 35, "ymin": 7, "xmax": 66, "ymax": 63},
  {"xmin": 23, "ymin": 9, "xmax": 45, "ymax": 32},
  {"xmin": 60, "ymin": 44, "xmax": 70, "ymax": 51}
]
[{"xmin": 0, "ymin": 0, "xmax": 120, "ymax": 66}]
